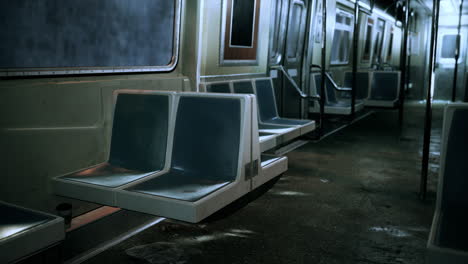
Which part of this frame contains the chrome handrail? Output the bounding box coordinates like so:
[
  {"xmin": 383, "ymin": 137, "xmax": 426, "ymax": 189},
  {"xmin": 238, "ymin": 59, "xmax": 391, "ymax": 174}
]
[
  {"xmin": 271, "ymin": 65, "xmax": 321, "ymax": 101},
  {"xmin": 309, "ymin": 65, "xmax": 351, "ymax": 92}
]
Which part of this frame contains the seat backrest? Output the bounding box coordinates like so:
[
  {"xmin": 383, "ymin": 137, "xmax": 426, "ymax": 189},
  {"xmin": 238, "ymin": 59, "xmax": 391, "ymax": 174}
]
[
  {"xmin": 254, "ymin": 79, "xmax": 280, "ymax": 123},
  {"xmin": 313, "ymin": 74, "xmax": 338, "ymax": 103},
  {"xmin": 370, "ymin": 72, "xmax": 399, "ymax": 100},
  {"xmin": 343, "ymin": 72, "xmax": 370, "ymax": 100},
  {"xmin": 171, "ymin": 96, "xmax": 242, "ymax": 181},
  {"xmin": 441, "ymin": 106, "xmax": 468, "ymax": 210},
  {"xmin": 206, "ymin": 82, "xmax": 231, "ymax": 93},
  {"xmin": 233, "ymin": 81, "xmax": 255, "ymax": 94},
  {"xmin": 109, "ymin": 93, "xmax": 169, "ymax": 171}
]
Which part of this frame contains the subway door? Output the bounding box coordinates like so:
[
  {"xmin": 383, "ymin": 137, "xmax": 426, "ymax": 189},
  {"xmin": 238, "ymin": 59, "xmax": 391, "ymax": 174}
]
[
  {"xmin": 269, "ymin": 0, "xmax": 289, "ymax": 112},
  {"xmin": 434, "ymin": 27, "xmax": 467, "ymax": 101},
  {"xmin": 280, "ymin": 0, "xmax": 308, "ymax": 118},
  {"xmin": 282, "ymin": 0, "xmax": 308, "ymax": 118}
]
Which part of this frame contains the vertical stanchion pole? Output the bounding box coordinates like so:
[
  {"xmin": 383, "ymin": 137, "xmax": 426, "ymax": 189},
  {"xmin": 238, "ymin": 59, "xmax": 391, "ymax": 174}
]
[
  {"xmin": 398, "ymin": 0, "xmax": 410, "ymax": 129},
  {"xmin": 420, "ymin": 0, "xmax": 440, "ymax": 201},
  {"xmin": 319, "ymin": 0, "xmax": 327, "ymax": 137},
  {"xmin": 452, "ymin": 0, "xmax": 464, "ymax": 102},
  {"xmin": 351, "ymin": 0, "xmax": 360, "ymax": 118}
]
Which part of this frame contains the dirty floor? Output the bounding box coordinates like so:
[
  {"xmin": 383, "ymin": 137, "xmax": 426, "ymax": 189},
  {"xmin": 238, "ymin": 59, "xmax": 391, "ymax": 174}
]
[{"xmin": 85, "ymin": 105, "xmax": 442, "ymax": 264}]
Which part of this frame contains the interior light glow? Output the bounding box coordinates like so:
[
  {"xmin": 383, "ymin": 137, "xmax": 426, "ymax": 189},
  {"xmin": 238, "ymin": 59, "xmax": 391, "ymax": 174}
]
[
  {"xmin": 440, "ymin": 0, "xmax": 455, "ymax": 13},
  {"xmin": 0, "ymin": 224, "xmax": 34, "ymax": 239}
]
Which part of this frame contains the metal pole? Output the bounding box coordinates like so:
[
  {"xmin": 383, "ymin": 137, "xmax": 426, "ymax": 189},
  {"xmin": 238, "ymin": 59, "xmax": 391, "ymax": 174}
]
[
  {"xmin": 406, "ymin": 10, "xmax": 414, "ymax": 96},
  {"xmin": 420, "ymin": 0, "xmax": 440, "ymax": 201},
  {"xmin": 279, "ymin": 3, "xmax": 292, "ymax": 117},
  {"xmin": 351, "ymin": 0, "xmax": 360, "ymax": 118},
  {"xmin": 398, "ymin": 0, "xmax": 410, "ymax": 128},
  {"xmin": 452, "ymin": 0, "xmax": 464, "ymax": 102},
  {"xmin": 301, "ymin": 0, "xmax": 313, "ymax": 119},
  {"xmin": 319, "ymin": 0, "xmax": 327, "ymax": 137}
]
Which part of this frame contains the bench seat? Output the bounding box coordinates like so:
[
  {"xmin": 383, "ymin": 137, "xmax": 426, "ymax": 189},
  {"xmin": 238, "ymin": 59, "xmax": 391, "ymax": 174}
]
[
  {"xmin": 0, "ymin": 202, "xmax": 64, "ymax": 264},
  {"xmin": 309, "ymin": 72, "xmax": 365, "ymax": 115}
]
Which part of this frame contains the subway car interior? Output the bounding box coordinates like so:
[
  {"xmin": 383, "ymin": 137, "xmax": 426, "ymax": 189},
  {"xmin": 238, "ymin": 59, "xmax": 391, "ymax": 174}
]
[{"xmin": 1, "ymin": 0, "xmax": 468, "ymax": 263}]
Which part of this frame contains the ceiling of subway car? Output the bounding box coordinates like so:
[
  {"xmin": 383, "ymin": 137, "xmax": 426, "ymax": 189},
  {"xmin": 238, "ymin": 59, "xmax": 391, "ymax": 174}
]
[{"xmin": 421, "ymin": 0, "xmax": 468, "ymax": 14}]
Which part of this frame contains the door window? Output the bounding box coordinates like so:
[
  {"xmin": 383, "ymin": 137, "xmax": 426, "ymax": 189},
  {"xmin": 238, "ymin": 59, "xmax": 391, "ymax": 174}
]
[{"xmin": 330, "ymin": 9, "xmax": 354, "ymax": 65}]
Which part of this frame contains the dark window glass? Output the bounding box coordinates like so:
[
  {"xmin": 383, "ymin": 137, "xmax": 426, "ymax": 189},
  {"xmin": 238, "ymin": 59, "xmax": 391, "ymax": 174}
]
[
  {"xmin": 0, "ymin": 0, "xmax": 177, "ymax": 69},
  {"xmin": 286, "ymin": 4, "xmax": 302, "ymax": 58},
  {"xmin": 336, "ymin": 15, "xmax": 344, "ymax": 23},
  {"xmin": 230, "ymin": 0, "xmax": 255, "ymax": 47},
  {"xmin": 330, "ymin": 10, "xmax": 353, "ymax": 64},
  {"xmin": 269, "ymin": 0, "xmax": 282, "ymax": 59},
  {"xmin": 340, "ymin": 31, "xmax": 350, "ymax": 61},
  {"xmin": 345, "ymin": 17, "xmax": 352, "ymax": 25},
  {"xmin": 441, "ymin": 34, "xmax": 458, "ymax": 59},
  {"xmin": 387, "ymin": 32, "xmax": 394, "ymax": 61},
  {"xmin": 331, "ymin": 31, "xmax": 341, "ymax": 62},
  {"xmin": 373, "ymin": 19, "xmax": 385, "ymax": 64},
  {"xmin": 373, "ymin": 33, "xmax": 381, "ymax": 60},
  {"xmin": 362, "ymin": 24, "xmax": 373, "ymax": 61}
]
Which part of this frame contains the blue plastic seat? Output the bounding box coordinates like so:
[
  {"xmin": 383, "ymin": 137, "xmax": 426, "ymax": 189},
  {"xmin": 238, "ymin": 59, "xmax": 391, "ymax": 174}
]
[
  {"xmin": 233, "ymin": 80, "xmax": 311, "ymax": 143},
  {"xmin": 125, "ymin": 96, "xmax": 241, "ymax": 202},
  {"xmin": 370, "ymin": 72, "xmax": 399, "ymax": 101},
  {"xmin": 366, "ymin": 71, "xmax": 400, "ymax": 107},
  {"xmin": 343, "ymin": 71, "xmax": 370, "ymax": 100},
  {"xmin": 53, "ymin": 92, "xmax": 172, "ymax": 205},
  {"xmin": 61, "ymin": 93, "xmax": 169, "ymax": 187},
  {"xmin": 310, "ymin": 73, "xmax": 364, "ymax": 115},
  {"xmin": 427, "ymin": 104, "xmax": 468, "ymax": 263},
  {"xmin": 255, "ymin": 79, "xmax": 312, "ymax": 126}
]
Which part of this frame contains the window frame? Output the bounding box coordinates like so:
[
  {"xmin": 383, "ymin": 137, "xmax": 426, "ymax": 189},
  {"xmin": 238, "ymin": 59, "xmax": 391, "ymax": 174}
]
[
  {"xmin": 220, "ymin": 0, "xmax": 261, "ymax": 66},
  {"xmin": 0, "ymin": 0, "xmax": 182, "ymax": 77}
]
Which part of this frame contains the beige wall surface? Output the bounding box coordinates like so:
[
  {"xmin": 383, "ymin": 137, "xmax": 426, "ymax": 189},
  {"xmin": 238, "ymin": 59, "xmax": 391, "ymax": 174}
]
[{"xmin": 200, "ymin": 0, "xmax": 271, "ymax": 78}]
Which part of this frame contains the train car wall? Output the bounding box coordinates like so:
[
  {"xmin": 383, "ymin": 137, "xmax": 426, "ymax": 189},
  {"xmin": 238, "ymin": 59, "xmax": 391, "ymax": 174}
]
[{"xmin": 0, "ymin": 0, "xmax": 199, "ymax": 215}]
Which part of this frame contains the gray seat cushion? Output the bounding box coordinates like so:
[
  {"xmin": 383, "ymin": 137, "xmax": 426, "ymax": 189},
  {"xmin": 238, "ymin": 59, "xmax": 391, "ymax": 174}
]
[
  {"xmin": 62, "ymin": 163, "xmax": 155, "ymax": 188},
  {"xmin": 262, "ymin": 117, "xmax": 311, "ymax": 126},
  {"xmin": 126, "ymin": 169, "xmax": 231, "ymax": 202}
]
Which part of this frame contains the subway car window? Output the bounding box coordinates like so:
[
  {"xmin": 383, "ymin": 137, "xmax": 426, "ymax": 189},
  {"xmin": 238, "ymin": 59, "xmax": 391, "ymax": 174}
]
[
  {"xmin": 441, "ymin": 34, "xmax": 458, "ymax": 59},
  {"xmin": 0, "ymin": 0, "xmax": 180, "ymax": 75},
  {"xmin": 330, "ymin": 9, "xmax": 354, "ymax": 65},
  {"xmin": 230, "ymin": 0, "xmax": 256, "ymax": 47},
  {"xmin": 386, "ymin": 27, "xmax": 394, "ymax": 61},
  {"xmin": 269, "ymin": 0, "xmax": 287, "ymax": 63},
  {"xmin": 372, "ymin": 18, "xmax": 386, "ymax": 64},
  {"xmin": 362, "ymin": 18, "xmax": 374, "ymax": 62},
  {"xmin": 286, "ymin": 3, "xmax": 304, "ymax": 59}
]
